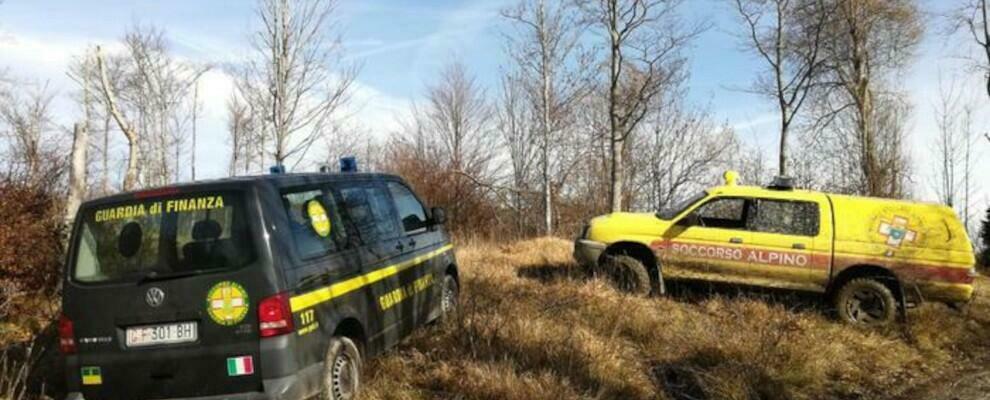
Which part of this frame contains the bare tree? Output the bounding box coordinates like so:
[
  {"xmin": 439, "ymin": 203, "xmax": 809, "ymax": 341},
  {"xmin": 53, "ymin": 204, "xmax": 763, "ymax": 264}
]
[
  {"xmin": 495, "ymin": 72, "xmax": 539, "ymax": 235},
  {"xmin": 120, "ymin": 27, "xmax": 209, "ymax": 186},
  {"xmin": 226, "ymin": 94, "xmax": 254, "ymax": 176},
  {"xmin": 238, "ymin": 0, "xmax": 357, "ymax": 170},
  {"xmin": 96, "ymin": 46, "xmax": 141, "ymax": 191},
  {"xmin": 729, "ymin": 0, "xmax": 831, "ymax": 176},
  {"xmin": 385, "ymin": 62, "xmax": 496, "ymax": 234},
  {"xmin": 813, "ymin": 0, "xmax": 922, "ymax": 198},
  {"xmin": 0, "ymin": 80, "xmax": 61, "ymax": 186},
  {"xmin": 931, "ymin": 75, "xmax": 980, "ymax": 232},
  {"xmin": 948, "ymin": 0, "xmax": 990, "ymax": 99},
  {"xmin": 502, "ymin": 0, "xmax": 590, "ymax": 234},
  {"xmin": 190, "ymin": 80, "xmax": 199, "ymax": 180},
  {"xmin": 637, "ymin": 99, "xmax": 739, "ymax": 211},
  {"xmin": 580, "ymin": 0, "xmax": 706, "ymax": 212}
]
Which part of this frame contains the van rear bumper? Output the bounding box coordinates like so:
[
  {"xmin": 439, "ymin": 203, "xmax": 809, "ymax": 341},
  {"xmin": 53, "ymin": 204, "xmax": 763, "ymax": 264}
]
[{"xmin": 65, "ymin": 361, "xmax": 323, "ymax": 400}]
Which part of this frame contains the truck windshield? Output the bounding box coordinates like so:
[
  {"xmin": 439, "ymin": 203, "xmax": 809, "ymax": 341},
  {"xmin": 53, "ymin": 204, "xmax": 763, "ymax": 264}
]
[
  {"xmin": 657, "ymin": 191, "xmax": 707, "ymax": 220},
  {"xmin": 71, "ymin": 191, "xmax": 256, "ymax": 284}
]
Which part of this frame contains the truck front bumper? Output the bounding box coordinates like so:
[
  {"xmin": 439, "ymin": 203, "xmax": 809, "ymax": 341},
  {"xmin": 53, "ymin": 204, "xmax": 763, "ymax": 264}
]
[{"xmin": 574, "ymin": 239, "xmax": 606, "ymax": 267}]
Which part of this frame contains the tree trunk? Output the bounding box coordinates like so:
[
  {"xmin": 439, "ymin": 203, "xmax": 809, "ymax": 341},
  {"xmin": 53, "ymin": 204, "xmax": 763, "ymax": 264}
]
[
  {"xmin": 778, "ymin": 114, "xmax": 789, "ymax": 177},
  {"xmin": 607, "ymin": 0, "xmax": 624, "ymax": 213},
  {"xmin": 610, "ymin": 135, "xmax": 624, "ymax": 213},
  {"xmin": 97, "ymin": 46, "xmax": 142, "ymax": 191},
  {"xmin": 66, "ymin": 122, "xmax": 89, "ymax": 224},
  {"xmin": 191, "ymin": 81, "xmax": 198, "ymax": 181}
]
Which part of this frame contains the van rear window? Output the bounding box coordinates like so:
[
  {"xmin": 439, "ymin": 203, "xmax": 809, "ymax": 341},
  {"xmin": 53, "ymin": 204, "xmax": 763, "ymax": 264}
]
[{"xmin": 72, "ymin": 191, "xmax": 256, "ymax": 284}]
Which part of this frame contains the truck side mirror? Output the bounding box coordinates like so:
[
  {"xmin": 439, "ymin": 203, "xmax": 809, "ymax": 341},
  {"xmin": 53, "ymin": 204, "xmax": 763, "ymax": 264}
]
[
  {"xmin": 430, "ymin": 207, "xmax": 447, "ymax": 226},
  {"xmin": 677, "ymin": 213, "xmax": 700, "ymax": 227}
]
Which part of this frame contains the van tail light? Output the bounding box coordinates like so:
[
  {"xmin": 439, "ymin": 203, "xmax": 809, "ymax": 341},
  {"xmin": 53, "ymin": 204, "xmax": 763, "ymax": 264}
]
[
  {"xmin": 58, "ymin": 314, "xmax": 77, "ymax": 354},
  {"xmin": 258, "ymin": 293, "xmax": 294, "ymax": 338}
]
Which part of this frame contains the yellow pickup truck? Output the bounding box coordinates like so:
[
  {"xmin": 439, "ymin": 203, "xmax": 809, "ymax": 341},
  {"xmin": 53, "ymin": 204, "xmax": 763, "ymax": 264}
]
[{"xmin": 574, "ymin": 172, "xmax": 978, "ymax": 326}]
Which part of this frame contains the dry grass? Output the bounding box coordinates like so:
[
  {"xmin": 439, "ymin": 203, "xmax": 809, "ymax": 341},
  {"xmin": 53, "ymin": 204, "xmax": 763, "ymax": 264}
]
[
  {"xmin": 362, "ymin": 237, "xmax": 990, "ymax": 400},
  {"xmin": 2, "ymin": 237, "xmax": 986, "ymax": 400}
]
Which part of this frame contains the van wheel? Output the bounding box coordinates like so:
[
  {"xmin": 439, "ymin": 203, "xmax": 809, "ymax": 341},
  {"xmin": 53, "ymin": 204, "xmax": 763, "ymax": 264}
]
[
  {"xmin": 835, "ymin": 278, "xmax": 897, "ymax": 326},
  {"xmin": 440, "ymin": 274, "xmax": 459, "ymax": 318},
  {"xmin": 319, "ymin": 336, "xmax": 362, "ymax": 400},
  {"xmin": 607, "ymin": 255, "xmax": 652, "ymax": 297}
]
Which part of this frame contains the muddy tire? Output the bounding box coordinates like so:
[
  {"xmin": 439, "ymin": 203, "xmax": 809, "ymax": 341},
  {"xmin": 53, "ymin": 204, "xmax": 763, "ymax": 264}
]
[
  {"xmin": 835, "ymin": 278, "xmax": 897, "ymax": 327},
  {"xmin": 440, "ymin": 274, "xmax": 459, "ymax": 320},
  {"xmin": 607, "ymin": 255, "xmax": 652, "ymax": 297},
  {"xmin": 318, "ymin": 336, "xmax": 362, "ymax": 400}
]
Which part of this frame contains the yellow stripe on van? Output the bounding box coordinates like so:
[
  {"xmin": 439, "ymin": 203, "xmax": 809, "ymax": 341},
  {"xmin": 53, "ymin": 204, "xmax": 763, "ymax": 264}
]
[{"xmin": 289, "ymin": 244, "xmax": 454, "ymax": 312}]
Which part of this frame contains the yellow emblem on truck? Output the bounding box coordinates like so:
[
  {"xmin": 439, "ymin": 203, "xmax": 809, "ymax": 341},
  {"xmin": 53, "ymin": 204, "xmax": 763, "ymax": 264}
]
[{"xmin": 206, "ymin": 281, "xmax": 250, "ymax": 326}]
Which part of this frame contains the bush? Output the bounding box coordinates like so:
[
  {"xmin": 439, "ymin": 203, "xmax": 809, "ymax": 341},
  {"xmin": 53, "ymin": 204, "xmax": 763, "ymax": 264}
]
[{"xmin": 0, "ymin": 183, "xmax": 64, "ymax": 318}]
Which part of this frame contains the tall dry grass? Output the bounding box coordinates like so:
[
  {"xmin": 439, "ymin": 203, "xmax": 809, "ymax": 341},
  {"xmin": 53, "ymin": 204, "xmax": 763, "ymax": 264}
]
[{"xmin": 362, "ymin": 237, "xmax": 990, "ymax": 400}]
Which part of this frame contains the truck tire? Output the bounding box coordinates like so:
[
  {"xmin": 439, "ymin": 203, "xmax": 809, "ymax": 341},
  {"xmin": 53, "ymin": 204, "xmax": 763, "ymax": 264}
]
[
  {"xmin": 440, "ymin": 274, "xmax": 459, "ymax": 319},
  {"xmin": 835, "ymin": 278, "xmax": 897, "ymax": 326},
  {"xmin": 607, "ymin": 255, "xmax": 652, "ymax": 297},
  {"xmin": 319, "ymin": 336, "xmax": 362, "ymax": 400}
]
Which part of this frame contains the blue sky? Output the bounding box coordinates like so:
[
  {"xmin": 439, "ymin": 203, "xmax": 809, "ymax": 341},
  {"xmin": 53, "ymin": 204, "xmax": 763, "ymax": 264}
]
[{"xmin": 1, "ymin": 0, "xmax": 988, "ymax": 217}]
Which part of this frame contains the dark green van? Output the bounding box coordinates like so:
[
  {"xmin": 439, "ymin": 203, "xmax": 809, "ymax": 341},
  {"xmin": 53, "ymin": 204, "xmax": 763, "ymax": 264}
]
[{"xmin": 60, "ymin": 171, "xmax": 459, "ymax": 400}]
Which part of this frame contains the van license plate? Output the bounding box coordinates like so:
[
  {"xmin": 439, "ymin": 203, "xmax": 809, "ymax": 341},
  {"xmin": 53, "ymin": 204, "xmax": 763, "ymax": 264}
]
[{"xmin": 126, "ymin": 322, "xmax": 197, "ymax": 347}]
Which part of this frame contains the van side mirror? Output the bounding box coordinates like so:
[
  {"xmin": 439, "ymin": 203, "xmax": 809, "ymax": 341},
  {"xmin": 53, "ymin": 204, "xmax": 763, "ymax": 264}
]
[{"xmin": 430, "ymin": 207, "xmax": 446, "ymax": 226}]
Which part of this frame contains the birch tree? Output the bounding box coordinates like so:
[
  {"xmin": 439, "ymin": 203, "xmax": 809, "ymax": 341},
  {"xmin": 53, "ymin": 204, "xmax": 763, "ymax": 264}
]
[
  {"xmin": 814, "ymin": 0, "xmax": 922, "ymax": 198},
  {"xmin": 729, "ymin": 0, "xmax": 831, "ymax": 176},
  {"xmin": 502, "ymin": 0, "xmax": 590, "ymax": 234},
  {"xmin": 239, "ymin": 0, "xmax": 357, "ymax": 170},
  {"xmin": 580, "ymin": 0, "xmax": 705, "ymax": 212},
  {"xmin": 95, "ymin": 45, "xmax": 141, "ymax": 191},
  {"xmin": 931, "ymin": 75, "xmax": 979, "ymax": 232},
  {"xmin": 949, "ymin": 0, "xmax": 990, "ymax": 100}
]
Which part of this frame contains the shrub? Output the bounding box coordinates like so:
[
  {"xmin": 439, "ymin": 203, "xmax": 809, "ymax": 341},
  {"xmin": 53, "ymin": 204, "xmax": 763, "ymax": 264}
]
[{"xmin": 0, "ymin": 183, "xmax": 64, "ymax": 318}]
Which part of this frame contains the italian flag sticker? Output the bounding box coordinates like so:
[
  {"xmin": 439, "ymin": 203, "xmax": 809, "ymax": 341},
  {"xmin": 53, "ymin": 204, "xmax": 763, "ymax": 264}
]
[{"xmin": 227, "ymin": 356, "xmax": 254, "ymax": 376}]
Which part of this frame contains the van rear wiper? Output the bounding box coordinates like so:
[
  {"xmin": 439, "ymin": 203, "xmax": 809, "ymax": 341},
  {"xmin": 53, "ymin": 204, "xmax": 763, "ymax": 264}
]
[{"xmin": 137, "ymin": 270, "xmax": 201, "ymax": 285}]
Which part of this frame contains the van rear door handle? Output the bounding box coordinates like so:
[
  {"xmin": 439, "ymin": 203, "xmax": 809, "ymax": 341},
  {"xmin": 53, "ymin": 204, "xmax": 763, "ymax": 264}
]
[
  {"xmin": 792, "ymin": 243, "xmax": 806, "ymax": 250},
  {"xmin": 729, "ymin": 237, "xmax": 743, "ymax": 244}
]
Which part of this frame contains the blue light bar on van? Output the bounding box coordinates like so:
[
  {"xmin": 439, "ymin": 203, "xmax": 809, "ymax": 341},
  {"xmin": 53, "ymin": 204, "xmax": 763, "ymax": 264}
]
[
  {"xmin": 340, "ymin": 157, "xmax": 357, "ymax": 173},
  {"xmin": 269, "ymin": 165, "xmax": 286, "ymax": 174}
]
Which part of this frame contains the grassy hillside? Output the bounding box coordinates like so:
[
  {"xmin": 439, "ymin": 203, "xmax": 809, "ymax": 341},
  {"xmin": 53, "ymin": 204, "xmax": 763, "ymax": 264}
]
[
  {"xmin": 362, "ymin": 237, "xmax": 990, "ymax": 400},
  {"xmin": 1, "ymin": 237, "xmax": 987, "ymax": 399}
]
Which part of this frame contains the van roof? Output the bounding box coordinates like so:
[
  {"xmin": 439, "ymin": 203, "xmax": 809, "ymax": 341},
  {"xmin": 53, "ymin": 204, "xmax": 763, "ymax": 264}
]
[{"xmin": 80, "ymin": 172, "xmax": 401, "ymax": 207}]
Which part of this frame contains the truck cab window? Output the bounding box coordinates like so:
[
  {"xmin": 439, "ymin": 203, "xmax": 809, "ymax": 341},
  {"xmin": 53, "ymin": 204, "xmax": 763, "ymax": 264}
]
[
  {"xmin": 750, "ymin": 199, "xmax": 820, "ymax": 236},
  {"xmin": 693, "ymin": 198, "xmax": 748, "ymax": 229},
  {"xmin": 387, "ymin": 181, "xmax": 428, "ymax": 234}
]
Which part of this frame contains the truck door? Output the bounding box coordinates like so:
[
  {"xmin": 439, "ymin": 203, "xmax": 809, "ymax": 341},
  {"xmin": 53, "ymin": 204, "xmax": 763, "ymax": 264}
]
[
  {"xmin": 745, "ymin": 197, "xmax": 832, "ymax": 291},
  {"xmin": 661, "ymin": 196, "xmax": 752, "ymax": 282}
]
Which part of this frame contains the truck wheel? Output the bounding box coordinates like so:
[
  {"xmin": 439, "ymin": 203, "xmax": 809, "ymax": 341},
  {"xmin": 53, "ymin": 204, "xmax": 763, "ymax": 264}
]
[
  {"xmin": 440, "ymin": 274, "xmax": 459, "ymax": 319},
  {"xmin": 835, "ymin": 278, "xmax": 897, "ymax": 326},
  {"xmin": 607, "ymin": 255, "xmax": 652, "ymax": 297},
  {"xmin": 319, "ymin": 336, "xmax": 362, "ymax": 400}
]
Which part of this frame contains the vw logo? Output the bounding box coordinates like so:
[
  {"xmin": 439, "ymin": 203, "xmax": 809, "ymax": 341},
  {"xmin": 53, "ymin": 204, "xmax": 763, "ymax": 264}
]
[{"xmin": 146, "ymin": 287, "xmax": 165, "ymax": 308}]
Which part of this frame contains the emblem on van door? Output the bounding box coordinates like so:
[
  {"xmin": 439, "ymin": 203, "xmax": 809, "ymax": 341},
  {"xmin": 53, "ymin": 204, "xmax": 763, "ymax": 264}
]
[{"xmin": 146, "ymin": 287, "xmax": 165, "ymax": 307}]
